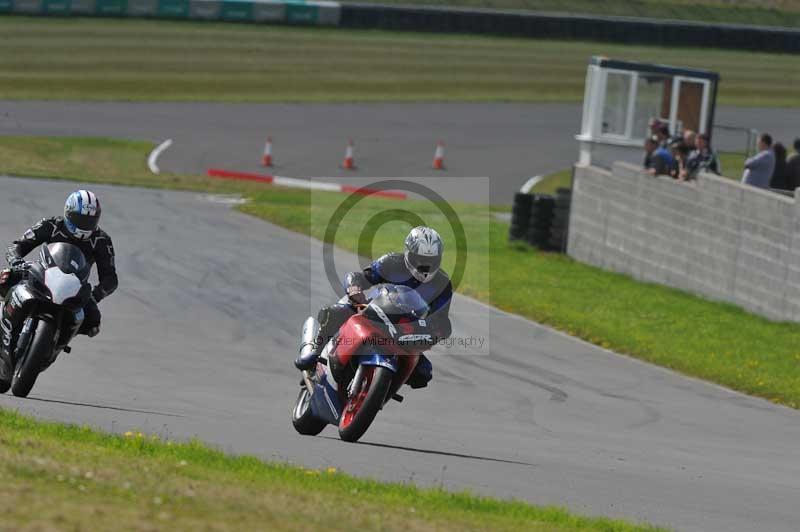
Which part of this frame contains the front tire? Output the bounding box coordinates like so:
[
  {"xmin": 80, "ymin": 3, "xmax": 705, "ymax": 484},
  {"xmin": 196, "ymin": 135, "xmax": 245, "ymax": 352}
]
[
  {"xmin": 338, "ymin": 366, "xmax": 393, "ymax": 443},
  {"xmin": 11, "ymin": 320, "xmax": 55, "ymax": 398},
  {"xmin": 292, "ymin": 386, "xmax": 327, "ymax": 436}
]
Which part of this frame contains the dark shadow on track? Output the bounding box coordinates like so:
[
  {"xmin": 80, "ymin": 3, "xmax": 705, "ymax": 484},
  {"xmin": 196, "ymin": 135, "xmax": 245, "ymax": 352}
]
[
  {"xmin": 321, "ymin": 436, "xmax": 535, "ymax": 467},
  {"xmin": 5, "ymin": 396, "xmax": 184, "ymax": 418}
]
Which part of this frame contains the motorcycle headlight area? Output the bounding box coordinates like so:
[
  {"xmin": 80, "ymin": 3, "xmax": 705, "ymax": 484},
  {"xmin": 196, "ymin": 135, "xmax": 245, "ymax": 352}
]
[{"xmin": 44, "ymin": 268, "xmax": 82, "ymax": 304}]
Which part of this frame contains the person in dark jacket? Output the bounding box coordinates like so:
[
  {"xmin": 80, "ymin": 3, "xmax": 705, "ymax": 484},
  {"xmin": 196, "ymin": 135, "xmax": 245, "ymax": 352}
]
[
  {"xmin": 682, "ymin": 133, "xmax": 721, "ymax": 181},
  {"xmin": 295, "ymin": 226, "xmax": 452, "ymax": 389},
  {"xmin": 0, "ymin": 190, "xmax": 117, "ymax": 339},
  {"xmin": 786, "ymin": 138, "xmax": 800, "ymax": 192},
  {"xmin": 770, "ymin": 142, "xmax": 789, "ymax": 190}
]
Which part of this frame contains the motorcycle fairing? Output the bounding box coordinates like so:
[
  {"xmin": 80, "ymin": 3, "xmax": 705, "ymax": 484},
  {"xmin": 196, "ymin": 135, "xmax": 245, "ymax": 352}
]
[
  {"xmin": 334, "ymin": 314, "xmax": 407, "ymax": 369},
  {"xmin": 308, "ymin": 363, "xmax": 342, "ymax": 426},
  {"xmin": 1, "ymin": 284, "xmax": 37, "ymax": 356},
  {"xmin": 357, "ymin": 352, "xmax": 398, "ymax": 373},
  {"xmin": 44, "ymin": 268, "xmax": 82, "ymax": 305}
]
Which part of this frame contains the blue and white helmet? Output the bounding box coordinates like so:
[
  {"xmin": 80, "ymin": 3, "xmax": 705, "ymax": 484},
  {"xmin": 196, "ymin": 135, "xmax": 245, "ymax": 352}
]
[
  {"xmin": 404, "ymin": 226, "xmax": 443, "ymax": 283},
  {"xmin": 64, "ymin": 190, "xmax": 101, "ymax": 241}
]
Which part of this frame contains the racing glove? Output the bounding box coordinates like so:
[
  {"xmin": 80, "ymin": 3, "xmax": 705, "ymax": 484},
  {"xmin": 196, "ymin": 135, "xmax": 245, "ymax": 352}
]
[{"xmin": 9, "ymin": 257, "xmax": 26, "ymax": 271}]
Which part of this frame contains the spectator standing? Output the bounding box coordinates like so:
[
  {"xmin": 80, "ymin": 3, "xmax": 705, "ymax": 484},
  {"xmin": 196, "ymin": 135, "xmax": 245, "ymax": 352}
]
[
  {"xmin": 683, "ymin": 129, "xmax": 697, "ymax": 151},
  {"xmin": 657, "ymin": 125, "xmax": 671, "ymax": 148},
  {"xmin": 683, "ymin": 133, "xmax": 721, "ymax": 180},
  {"xmin": 669, "ymin": 138, "xmax": 690, "ymax": 179},
  {"xmin": 741, "ymin": 133, "xmax": 775, "ymax": 189},
  {"xmin": 770, "ymin": 142, "xmax": 789, "ymax": 190},
  {"xmin": 648, "ymin": 118, "xmax": 665, "ymax": 137},
  {"xmin": 785, "ymin": 138, "xmax": 800, "ymax": 192},
  {"xmin": 644, "ymin": 136, "xmax": 673, "ymax": 176}
]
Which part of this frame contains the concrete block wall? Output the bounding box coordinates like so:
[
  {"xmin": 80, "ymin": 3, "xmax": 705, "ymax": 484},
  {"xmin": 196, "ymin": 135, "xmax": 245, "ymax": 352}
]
[{"xmin": 568, "ymin": 162, "xmax": 800, "ymax": 321}]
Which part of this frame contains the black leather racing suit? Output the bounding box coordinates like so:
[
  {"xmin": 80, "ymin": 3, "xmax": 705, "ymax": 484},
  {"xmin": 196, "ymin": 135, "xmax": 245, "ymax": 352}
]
[
  {"xmin": 4, "ymin": 217, "xmax": 118, "ymax": 335},
  {"xmin": 315, "ymin": 252, "xmax": 453, "ymax": 388}
]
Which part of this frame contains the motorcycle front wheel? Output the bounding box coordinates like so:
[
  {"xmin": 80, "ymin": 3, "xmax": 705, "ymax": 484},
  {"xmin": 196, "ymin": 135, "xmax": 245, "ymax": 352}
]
[
  {"xmin": 292, "ymin": 385, "xmax": 327, "ymax": 436},
  {"xmin": 338, "ymin": 366, "xmax": 393, "ymax": 443},
  {"xmin": 11, "ymin": 319, "xmax": 54, "ymax": 398}
]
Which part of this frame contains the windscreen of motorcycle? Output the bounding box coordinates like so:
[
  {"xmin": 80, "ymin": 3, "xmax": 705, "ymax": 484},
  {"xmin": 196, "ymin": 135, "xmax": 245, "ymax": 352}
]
[
  {"xmin": 39, "ymin": 243, "xmax": 90, "ymax": 280},
  {"xmin": 39, "ymin": 243, "xmax": 89, "ymax": 304},
  {"xmin": 366, "ymin": 284, "xmax": 429, "ymax": 322}
]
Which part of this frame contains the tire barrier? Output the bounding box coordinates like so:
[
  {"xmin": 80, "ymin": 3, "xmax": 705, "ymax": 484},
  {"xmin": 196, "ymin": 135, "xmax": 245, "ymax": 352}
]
[
  {"xmin": 0, "ymin": 0, "xmax": 342, "ymax": 26},
  {"xmin": 340, "ymin": 4, "xmax": 800, "ymax": 53},
  {"xmin": 508, "ymin": 192, "xmax": 532, "ymax": 242},
  {"xmin": 526, "ymin": 194, "xmax": 555, "ymax": 250},
  {"xmin": 549, "ymin": 187, "xmax": 571, "ymax": 252}
]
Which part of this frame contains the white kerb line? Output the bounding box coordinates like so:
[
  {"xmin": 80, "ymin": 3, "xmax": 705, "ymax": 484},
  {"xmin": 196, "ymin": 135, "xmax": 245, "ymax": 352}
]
[
  {"xmin": 520, "ymin": 175, "xmax": 544, "ymax": 194},
  {"xmin": 147, "ymin": 139, "xmax": 173, "ymax": 174}
]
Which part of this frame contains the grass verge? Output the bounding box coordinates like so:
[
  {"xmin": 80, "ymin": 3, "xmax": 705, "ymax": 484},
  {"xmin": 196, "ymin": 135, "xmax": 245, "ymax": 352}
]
[
  {"xmin": 2, "ymin": 136, "xmax": 799, "ymax": 411},
  {"xmin": 0, "ymin": 17, "xmax": 799, "ymax": 107},
  {"xmin": 0, "ymin": 408, "xmax": 662, "ymax": 531}
]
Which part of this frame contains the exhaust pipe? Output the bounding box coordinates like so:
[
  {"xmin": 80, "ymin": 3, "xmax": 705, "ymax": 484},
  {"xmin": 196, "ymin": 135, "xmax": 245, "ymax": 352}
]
[
  {"xmin": 298, "ymin": 316, "xmax": 319, "ymax": 362},
  {"xmin": 298, "ymin": 316, "xmax": 320, "ymax": 395}
]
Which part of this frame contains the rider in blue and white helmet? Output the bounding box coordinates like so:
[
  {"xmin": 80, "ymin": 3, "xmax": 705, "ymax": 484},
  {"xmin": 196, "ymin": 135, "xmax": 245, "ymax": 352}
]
[
  {"xmin": 63, "ymin": 189, "xmax": 102, "ymax": 240},
  {"xmin": 2, "ymin": 190, "xmax": 118, "ymax": 339},
  {"xmin": 295, "ymin": 226, "xmax": 452, "ymax": 390}
]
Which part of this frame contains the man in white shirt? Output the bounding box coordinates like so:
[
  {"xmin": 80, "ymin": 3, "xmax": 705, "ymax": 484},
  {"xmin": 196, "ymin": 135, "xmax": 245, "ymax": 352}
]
[{"xmin": 742, "ymin": 133, "xmax": 776, "ymax": 189}]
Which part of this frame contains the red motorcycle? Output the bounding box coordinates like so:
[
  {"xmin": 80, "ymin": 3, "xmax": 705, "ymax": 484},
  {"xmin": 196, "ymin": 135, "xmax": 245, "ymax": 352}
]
[{"xmin": 292, "ymin": 284, "xmax": 432, "ymax": 442}]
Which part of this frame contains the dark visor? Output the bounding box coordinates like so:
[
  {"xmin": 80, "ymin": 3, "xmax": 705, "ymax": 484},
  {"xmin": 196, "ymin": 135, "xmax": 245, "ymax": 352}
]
[
  {"xmin": 407, "ymin": 252, "xmax": 441, "ymax": 273},
  {"xmin": 66, "ymin": 211, "xmax": 99, "ymax": 232}
]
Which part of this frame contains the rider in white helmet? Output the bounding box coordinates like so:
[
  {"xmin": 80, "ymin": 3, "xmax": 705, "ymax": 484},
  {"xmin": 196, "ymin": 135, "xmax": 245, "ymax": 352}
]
[
  {"xmin": 1, "ymin": 190, "xmax": 117, "ymax": 339},
  {"xmin": 295, "ymin": 226, "xmax": 452, "ymax": 389}
]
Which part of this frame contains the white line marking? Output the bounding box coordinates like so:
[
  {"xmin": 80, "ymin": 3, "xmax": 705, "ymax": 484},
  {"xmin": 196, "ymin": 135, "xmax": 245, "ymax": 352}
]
[
  {"xmin": 147, "ymin": 138, "xmax": 173, "ymax": 174},
  {"xmin": 520, "ymin": 175, "xmax": 543, "ymax": 193},
  {"xmin": 274, "ymin": 176, "xmax": 341, "ymax": 192}
]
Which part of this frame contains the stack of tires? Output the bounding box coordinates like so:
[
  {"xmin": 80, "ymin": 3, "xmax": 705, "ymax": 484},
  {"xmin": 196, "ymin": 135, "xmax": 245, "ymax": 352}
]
[
  {"xmin": 549, "ymin": 187, "xmax": 571, "ymax": 252},
  {"xmin": 526, "ymin": 194, "xmax": 555, "ymax": 249},
  {"xmin": 509, "ymin": 192, "xmax": 532, "ymax": 241}
]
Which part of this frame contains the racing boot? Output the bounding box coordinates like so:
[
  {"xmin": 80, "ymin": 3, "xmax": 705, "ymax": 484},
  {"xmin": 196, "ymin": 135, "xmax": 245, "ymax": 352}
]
[{"xmin": 405, "ymin": 354, "xmax": 433, "ymax": 389}]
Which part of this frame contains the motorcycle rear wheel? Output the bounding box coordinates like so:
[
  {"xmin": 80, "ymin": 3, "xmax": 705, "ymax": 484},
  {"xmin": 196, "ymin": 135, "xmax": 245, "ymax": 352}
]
[
  {"xmin": 11, "ymin": 319, "xmax": 54, "ymax": 398},
  {"xmin": 338, "ymin": 366, "xmax": 393, "ymax": 443},
  {"xmin": 292, "ymin": 386, "xmax": 327, "ymax": 436}
]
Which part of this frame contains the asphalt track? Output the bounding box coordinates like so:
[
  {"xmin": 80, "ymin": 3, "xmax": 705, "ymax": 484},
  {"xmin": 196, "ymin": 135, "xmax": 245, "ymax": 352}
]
[
  {"xmin": 2, "ymin": 101, "xmax": 800, "ymax": 204},
  {"xmin": 1, "ymin": 177, "xmax": 799, "ymax": 532}
]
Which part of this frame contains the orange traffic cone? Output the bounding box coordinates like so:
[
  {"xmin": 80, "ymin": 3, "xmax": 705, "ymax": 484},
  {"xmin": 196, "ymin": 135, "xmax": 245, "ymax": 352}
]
[
  {"xmin": 342, "ymin": 139, "xmax": 355, "ymax": 170},
  {"xmin": 432, "ymin": 141, "xmax": 445, "ymax": 170},
  {"xmin": 261, "ymin": 137, "xmax": 273, "ymax": 167}
]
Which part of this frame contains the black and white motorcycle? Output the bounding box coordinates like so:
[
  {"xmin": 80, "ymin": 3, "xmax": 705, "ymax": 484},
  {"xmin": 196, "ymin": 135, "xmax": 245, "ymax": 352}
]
[{"xmin": 0, "ymin": 243, "xmax": 92, "ymax": 397}]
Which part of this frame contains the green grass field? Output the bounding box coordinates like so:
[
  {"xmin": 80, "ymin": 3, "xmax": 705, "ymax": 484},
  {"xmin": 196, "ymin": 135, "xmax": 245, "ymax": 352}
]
[
  {"xmin": 1, "ymin": 17, "xmax": 799, "ymax": 107},
  {"xmin": 355, "ymin": 0, "xmax": 800, "ymax": 27},
  {"xmin": 0, "ymin": 409, "xmax": 663, "ymax": 532},
  {"xmin": 2, "ymin": 136, "xmax": 799, "ymax": 410}
]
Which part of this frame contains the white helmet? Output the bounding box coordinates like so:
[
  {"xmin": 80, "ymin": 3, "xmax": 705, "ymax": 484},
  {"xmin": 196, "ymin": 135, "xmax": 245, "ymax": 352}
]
[
  {"xmin": 64, "ymin": 190, "xmax": 101, "ymax": 241},
  {"xmin": 404, "ymin": 226, "xmax": 443, "ymax": 283}
]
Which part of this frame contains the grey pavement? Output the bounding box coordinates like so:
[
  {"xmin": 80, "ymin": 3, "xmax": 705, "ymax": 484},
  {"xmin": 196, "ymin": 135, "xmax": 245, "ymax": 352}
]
[
  {"xmin": 0, "ymin": 177, "xmax": 798, "ymax": 532},
  {"xmin": 3, "ymin": 101, "xmax": 797, "ymax": 204}
]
